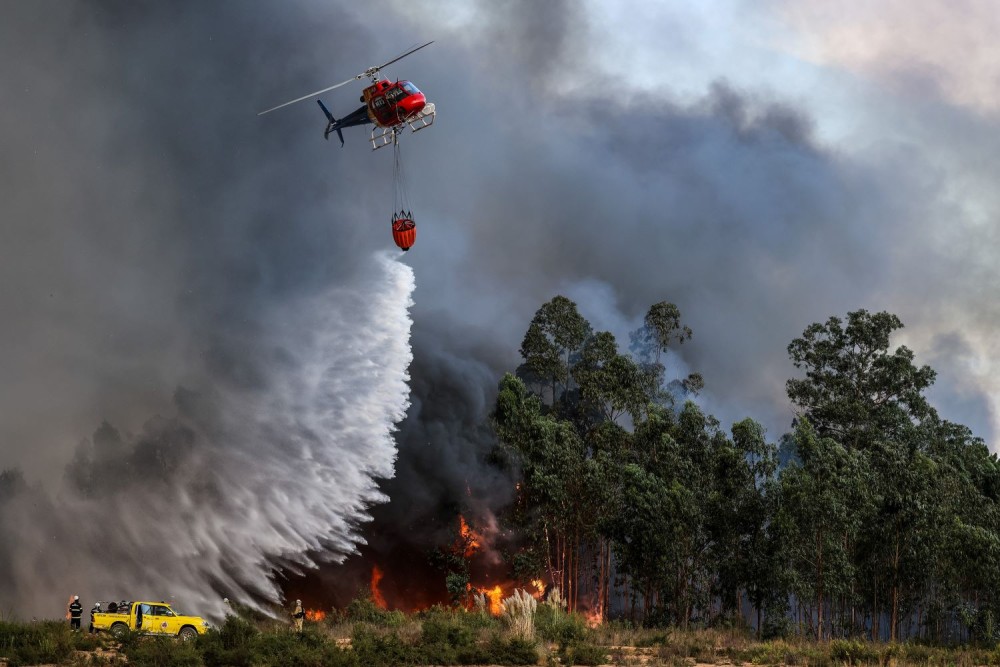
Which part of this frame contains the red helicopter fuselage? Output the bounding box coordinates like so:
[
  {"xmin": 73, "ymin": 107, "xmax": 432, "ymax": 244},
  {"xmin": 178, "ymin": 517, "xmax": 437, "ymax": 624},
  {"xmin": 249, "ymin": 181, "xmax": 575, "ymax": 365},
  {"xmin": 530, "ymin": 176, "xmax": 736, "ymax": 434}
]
[{"xmin": 363, "ymin": 79, "xmax": 427, "ymax": 128}]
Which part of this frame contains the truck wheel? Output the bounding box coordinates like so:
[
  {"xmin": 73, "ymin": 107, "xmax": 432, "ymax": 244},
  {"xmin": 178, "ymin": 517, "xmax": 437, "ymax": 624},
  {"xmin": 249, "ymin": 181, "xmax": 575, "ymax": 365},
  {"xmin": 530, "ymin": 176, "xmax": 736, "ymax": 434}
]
[
  {"xmin": 178, "ymin": 626, "xmax": 197, "ymax": 641},
  {"xmin": 110, "ymin": 622, "xmax": 128, "ymax": 639}
]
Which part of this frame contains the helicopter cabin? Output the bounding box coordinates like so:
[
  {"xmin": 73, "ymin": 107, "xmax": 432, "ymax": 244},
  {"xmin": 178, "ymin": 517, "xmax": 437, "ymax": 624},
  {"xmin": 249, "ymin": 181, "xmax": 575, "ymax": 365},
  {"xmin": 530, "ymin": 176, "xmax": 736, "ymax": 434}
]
[{"xmin": 363, "ymin": 79, "xmax": 427, "ymax": 127}]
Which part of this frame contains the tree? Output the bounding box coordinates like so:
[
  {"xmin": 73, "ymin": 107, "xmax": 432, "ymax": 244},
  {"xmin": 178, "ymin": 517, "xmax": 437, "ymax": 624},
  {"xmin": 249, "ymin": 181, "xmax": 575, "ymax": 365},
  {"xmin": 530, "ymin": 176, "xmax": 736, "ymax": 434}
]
[
  {"xmin": 786, "ymin": 310, "xmax": 936, "ymax": 450},
  {"xmin": 572, "ymin": 331, "xmax": 648, "ymax": 425},
  {"xmin": 630, "ymin": 301, "xmax": 702, "ymax": 404},
  {"xmin": 776, "ymin": 419, "xmax": 862, "ymax": 640},
  {"xmin": 518, "ymin": 296, "xmax": 591, "ymax": 407}
]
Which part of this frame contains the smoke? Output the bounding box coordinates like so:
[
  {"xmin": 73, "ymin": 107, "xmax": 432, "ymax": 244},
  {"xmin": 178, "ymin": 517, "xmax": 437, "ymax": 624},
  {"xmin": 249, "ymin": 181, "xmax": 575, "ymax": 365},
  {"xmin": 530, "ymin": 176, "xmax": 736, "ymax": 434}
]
[{"xmin": 0, "ymin": 252, "xmax": 414, "ymax": 619}]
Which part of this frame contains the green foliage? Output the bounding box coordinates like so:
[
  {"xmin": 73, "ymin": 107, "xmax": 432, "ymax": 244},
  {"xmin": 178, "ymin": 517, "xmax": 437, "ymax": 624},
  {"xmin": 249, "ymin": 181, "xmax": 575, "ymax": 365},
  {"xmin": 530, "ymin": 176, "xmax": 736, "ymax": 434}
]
[
  {"xmin": 121, "ymin": 636, "xmax": 202, "ymax": 667},
  {"xmin": 420, "ymin": 609, "xmax": 476, "ymax": 650},
  {"xmin": 0, "ymin": 620, "xmax": 75, "ymax": 666},
  {"xmin": 71, "ymin": 630, "xmax": 105, "ymax": 651},
  {"xmin": 343, "ymin": 595, "xmax": 405, "ymax": 627},
  {"xmin": 829, "ymin": 639, "xmax": 880, "ymax": 664},
  {"xmin": 445, "ymin": 571, "xmax": 471, "ymax": 607},
  {"xmin": 351, "ymin": 619, "xmax": 539, "ymax": 666},
  {"xmin": 534, "ymin": 602, "xmax": 588, "ymax": 646},
  {"xmin": 481, "ymin": 635, "xmax": 539, "ymax": 665},
  {"xmin": 197, "ymin": 615, "xmax": 259, "ymax": 667},
  {"xmin": 246, "ymin": 625, "xmax": 353, "ymax": 667},
  {"xmin": 558, "ymin": 641, "xmax": 607, "ymax": 666},
  {"xmin": 518, "ymin": 295, "xmax": 591, "ymax": 404}
]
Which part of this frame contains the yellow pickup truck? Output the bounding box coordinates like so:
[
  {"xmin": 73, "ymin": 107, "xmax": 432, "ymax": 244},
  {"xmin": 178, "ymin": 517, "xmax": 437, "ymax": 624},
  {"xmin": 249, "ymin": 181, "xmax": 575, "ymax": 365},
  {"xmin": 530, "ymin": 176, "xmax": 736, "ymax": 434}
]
[{"xmin": 92, "ymin": 601, "xmax": 210, "ymax": 640}]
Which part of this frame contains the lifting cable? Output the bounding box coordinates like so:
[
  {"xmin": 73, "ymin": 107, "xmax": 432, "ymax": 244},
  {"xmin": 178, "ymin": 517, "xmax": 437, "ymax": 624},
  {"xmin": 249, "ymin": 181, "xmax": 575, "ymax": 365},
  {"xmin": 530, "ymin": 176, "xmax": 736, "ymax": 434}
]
[{"xmin": 392, "ymin": 131, "xmax": 411, "ymax": 218}]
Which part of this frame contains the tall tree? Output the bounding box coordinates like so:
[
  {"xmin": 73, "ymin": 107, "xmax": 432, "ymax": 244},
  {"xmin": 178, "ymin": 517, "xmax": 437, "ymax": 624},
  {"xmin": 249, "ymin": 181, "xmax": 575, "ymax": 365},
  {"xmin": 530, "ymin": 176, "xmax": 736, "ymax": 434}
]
[
  {"xmin": 786, "ymin": 310, "xmax": 936, "ymax": 450},
  {"xmin": 518, "ymin": 296, "xmax": 591, "ymax": 407},
  {"xmin": 776, "ymin": 419, "xmax": 862, "ymax": 640}
]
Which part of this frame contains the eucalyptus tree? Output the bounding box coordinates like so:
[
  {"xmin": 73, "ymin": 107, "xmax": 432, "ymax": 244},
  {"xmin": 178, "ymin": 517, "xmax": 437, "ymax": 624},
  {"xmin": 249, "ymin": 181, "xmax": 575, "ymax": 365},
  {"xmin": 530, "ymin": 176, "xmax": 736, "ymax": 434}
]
[
  {"xmin": 630, "ymin": 301, "xmax": 702, "ymax": 404},
  {"xmin": 786, "ymin": 310, "xmax": 936, "ymax": 450},
  {"xmin": 518, "ymin": 296, "xmax": 591, "ymax": 408},
  {"xmin": 783, "ymin": 310, "xmax": 990, "ymax": 641},
  {"xmin": 776, "ymin": 419, "xmax": 863, "ymax": 640}
]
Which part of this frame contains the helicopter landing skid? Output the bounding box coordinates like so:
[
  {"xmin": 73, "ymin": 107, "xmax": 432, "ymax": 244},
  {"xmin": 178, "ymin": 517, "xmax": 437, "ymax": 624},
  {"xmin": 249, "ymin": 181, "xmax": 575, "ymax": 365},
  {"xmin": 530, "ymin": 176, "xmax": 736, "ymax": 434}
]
[
  {"xmin": 369, "ymin": 103, "xmax": 437, "ymax": 150},
  {"xmin": 406, "ymin": 103, "xmax": 436, "ymax": 133},
  {"xmin": 370, "ymin": 126, "xmax": 398, "ymax": 150}
]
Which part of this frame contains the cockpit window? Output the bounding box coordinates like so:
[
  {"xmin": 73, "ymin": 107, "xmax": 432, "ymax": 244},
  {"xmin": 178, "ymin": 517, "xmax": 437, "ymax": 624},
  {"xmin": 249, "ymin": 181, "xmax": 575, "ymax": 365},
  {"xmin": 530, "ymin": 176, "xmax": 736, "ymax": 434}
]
[{"xmin": 401, "ymin": 82, "xmax": 420, "ymax": 95}]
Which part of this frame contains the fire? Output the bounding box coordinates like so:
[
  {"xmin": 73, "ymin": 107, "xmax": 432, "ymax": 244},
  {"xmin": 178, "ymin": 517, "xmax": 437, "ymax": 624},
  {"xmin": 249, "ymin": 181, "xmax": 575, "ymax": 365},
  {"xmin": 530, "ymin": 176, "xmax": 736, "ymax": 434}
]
[
  {"xmin": 478, "ymin": 585, "xmax": 504, "ymax": 616},
  {"xmin": 530, "ymin": 579, "xmax": 545, "ymax": 598},
  {"xmin": 65, "ymin": 595, "xmax": 73, "ymax": 621},
  {"xmin": 459, "ymin": 515, "xmax": 482, "ymax": 558},
  {"xmin": 305, "ymin": 609, "xmax": 326, "ymax": 622},
  {"xmin": 371, "ymin": 565, "xmax": 388, "ymax": 609},
  {"xmin": 584, "ymin": 606, "xmax": 602, "ymax": 628}
]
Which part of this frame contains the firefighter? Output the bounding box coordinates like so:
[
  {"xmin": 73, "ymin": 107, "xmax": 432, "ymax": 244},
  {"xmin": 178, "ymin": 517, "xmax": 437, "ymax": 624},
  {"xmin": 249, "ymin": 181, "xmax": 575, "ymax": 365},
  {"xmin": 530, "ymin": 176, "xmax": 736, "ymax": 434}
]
[
  {"xmin": 292, "ymin": 599, "xmax": 304, "ymax": 632},
  {"xmin": 89, "ymin": 601, "xmax": 101, "ymax": 633},
  {"xmin": 68, "ymin": 596, "xmax": 83, "ymax": 631}
]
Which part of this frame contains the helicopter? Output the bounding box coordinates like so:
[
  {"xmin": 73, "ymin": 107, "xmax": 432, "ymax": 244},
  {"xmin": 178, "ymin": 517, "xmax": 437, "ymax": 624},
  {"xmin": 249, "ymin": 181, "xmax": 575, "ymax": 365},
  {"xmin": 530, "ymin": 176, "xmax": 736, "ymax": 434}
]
[{"xmin": 257, "ymin": 41, "xmax": 436, "ymax": 150}]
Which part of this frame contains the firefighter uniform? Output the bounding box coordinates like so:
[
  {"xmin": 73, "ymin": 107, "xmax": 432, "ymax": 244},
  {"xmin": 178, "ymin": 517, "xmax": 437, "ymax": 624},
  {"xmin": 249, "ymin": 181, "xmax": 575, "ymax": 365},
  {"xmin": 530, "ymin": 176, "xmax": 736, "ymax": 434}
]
[
  {"xmin": 293, "ymin": 600, "xmax": 304, "ymax": 632},
  {"xmin": 69, "ymin": 597, "xmax": 83, "ymax": 630}
]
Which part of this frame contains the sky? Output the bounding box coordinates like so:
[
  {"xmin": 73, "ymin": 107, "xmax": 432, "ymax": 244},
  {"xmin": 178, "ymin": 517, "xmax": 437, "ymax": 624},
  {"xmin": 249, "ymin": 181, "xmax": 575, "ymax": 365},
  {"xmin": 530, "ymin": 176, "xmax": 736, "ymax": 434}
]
[{"xmin": 0, "ymin": 0, "xmax": 998, "ymax": 616}]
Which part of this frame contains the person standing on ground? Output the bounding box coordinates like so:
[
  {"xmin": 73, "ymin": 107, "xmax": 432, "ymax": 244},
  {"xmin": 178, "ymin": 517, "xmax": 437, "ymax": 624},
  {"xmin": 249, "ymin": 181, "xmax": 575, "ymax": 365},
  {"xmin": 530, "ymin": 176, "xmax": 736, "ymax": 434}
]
[
  {"xmin": 292, "ymin": 599, "xmax": 304, "ymax": 633},
  {"xmin": 68, "ymin": 596, "xmax": 83, "ymax": 631},
  {"xmin": 89, "ymin": 601, "xmax": 101, "ymax": 633}
]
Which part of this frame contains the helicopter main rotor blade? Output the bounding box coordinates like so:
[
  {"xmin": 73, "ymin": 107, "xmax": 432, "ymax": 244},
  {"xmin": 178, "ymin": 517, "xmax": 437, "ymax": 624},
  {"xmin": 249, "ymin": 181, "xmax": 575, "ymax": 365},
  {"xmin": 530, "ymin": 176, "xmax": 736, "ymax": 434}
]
[
  {"xmin": 374, "ymin": 40, "xmax": 434, "ymax": 72},
  {"xmin": 257, "ymin": 76, "xmax": 359, "ymax": 116}
]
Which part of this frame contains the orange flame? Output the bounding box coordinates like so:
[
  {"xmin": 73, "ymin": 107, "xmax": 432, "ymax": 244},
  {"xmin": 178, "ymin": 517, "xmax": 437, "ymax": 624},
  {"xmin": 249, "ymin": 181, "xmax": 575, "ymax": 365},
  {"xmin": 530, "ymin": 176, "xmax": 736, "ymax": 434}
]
[
  {"xmin": 459, "ymin": 515, "xmax": 482, "ymax": 558},
  {"xmin": 371, "ymin": 565, "xmax": 387, "ymax": 609},
  {"xmin": 584, "ymin": 606, "xmax": 602, "ymax": 628},
  {"xmin": 530, "ymin": 580, "xmax": 545, "ymax": 598},
  {"xmin": 66, "ymin": 595, "xmax": 73, "ymax": 621},
  {"xmin": 305, "ymin": 609, "xmax": 326, "ymax": 622},
  {"xmin": 478, "ymin": 585, "xmax": 504, "ymax": 616}
]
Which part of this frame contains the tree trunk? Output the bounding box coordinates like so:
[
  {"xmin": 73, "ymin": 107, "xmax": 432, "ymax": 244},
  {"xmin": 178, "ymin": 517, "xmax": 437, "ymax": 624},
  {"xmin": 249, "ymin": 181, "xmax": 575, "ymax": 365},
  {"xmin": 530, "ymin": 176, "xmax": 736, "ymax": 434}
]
[
  {"xmin": 890, "ymin": 528, "xmax": 900, "ymax": 642},
  {"xmin": 816, "ymin": 530, "xmax": 825, "ymax": 641}
]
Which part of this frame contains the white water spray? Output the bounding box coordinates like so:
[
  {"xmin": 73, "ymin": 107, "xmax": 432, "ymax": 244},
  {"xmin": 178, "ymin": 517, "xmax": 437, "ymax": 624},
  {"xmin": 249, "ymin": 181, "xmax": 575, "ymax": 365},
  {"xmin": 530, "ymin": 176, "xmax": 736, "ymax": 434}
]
[{"xmin": 0, "ymin": 252, "xmax": 415, "ymax": 620}]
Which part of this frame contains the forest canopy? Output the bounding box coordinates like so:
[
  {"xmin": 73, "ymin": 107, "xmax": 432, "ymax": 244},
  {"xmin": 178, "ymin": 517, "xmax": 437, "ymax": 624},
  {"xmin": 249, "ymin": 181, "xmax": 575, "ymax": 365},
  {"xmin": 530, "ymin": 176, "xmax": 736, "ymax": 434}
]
[{"xmin": 492, "ymin": 296, "xmax": 1000, "ymax": 643}]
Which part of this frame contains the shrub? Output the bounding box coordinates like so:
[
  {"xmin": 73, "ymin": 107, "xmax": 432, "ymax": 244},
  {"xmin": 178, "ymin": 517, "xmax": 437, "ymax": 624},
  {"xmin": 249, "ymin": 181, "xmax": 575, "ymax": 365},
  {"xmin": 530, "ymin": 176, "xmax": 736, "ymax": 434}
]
[
  {"xmin": 560, "ymin": 642, "xmax": 607, "ymax": 666},
  {"xmin": 535, "ymin": 603, "xmax": 588, "ymax": 646},
  {"xmin": 421, "ymin": 611, "xmax": 476, "ymax": 649},
  {"xmin": 351, "ymin": 624, "xmax": 415, "ymax": 666},
  {"xmin": 635, "ymin": 630, "xmax": 672, "ymax": 647},
  {"xmin": 481, "ymin": 635, "xmax": 539, "ymax": 665},
  {"xmin": 121, "ymin": 636, "xmax": 202, "ymax": 667},
  {"xmin": 246, "ymin": 626, "xmax": 355, "ymax": 667},
  {"xmin": 830, "ymin": 639, "xmax": 879, "ymax": 665},
  {"xmin": 71, "ymin": 630, "xmax": 104, "ymax": 651},
  {"xmin": 0, "ymin": 620, "xmax": 75, "ymax": 667}
]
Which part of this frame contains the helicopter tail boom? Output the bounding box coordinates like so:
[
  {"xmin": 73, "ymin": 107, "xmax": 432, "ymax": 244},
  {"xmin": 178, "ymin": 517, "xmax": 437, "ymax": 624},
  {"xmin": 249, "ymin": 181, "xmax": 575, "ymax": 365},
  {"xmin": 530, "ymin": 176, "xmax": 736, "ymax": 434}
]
[
  {"xmin": 316, "ymin": 101, "xmax": 372, "ymax": 147},
  {"xmin": 317, "ymin": 100, "xmax": 345, "ymax": 146}
]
